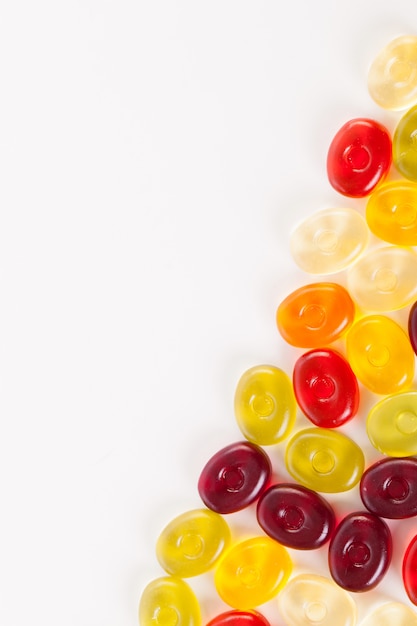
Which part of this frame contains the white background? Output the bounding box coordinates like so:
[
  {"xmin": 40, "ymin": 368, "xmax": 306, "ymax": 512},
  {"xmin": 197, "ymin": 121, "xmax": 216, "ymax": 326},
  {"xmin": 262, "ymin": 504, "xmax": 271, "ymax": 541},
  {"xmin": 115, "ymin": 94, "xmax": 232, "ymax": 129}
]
[{"xmin": 2, "ymin": 1, "xmax": 417, "ymax": 625}]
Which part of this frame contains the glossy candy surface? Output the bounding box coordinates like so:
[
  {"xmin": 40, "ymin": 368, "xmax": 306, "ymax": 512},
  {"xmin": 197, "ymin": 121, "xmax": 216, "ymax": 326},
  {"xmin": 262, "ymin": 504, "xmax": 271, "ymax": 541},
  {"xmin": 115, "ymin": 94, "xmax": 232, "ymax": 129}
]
[
  {"xmin": 346, "ymin": 315, "xmax": 414, "ymax": 394},
  {"xmin": 198, "ymin": 441, "xmax": 271, "ymax": 514},
  {"xmin": 290, "ymin": 207, "xmax": 368, "ymax": 274},
  {"xmin": 206, "ymin": 611, "xmax": 271, "ymax": 626},
  {"xmin": 366, "ymin": 181, "xmax": 417, "ymax": 245},
  {"xmin": 361, "ymin": 602, "xmax": 417, "ymax": 626},
  {"xmin": 276, "ymin": 283, "xmax": 354, "ymax": 348},
  {"xmin": 156, "ymin": 509, "xmax": 231, "ymax": 577},
  {"xmin": 403, "ymin": 535, "xmax": 417, "ymax": 605},
  {"xmin": 327, "ymin": 118, "xmax": 391, "ymax": 197},
  {"xmin": 277, "ymin": 573, "xmax": 356, "ymax": 626},
  {"xmin": 409, "ymin": 300, "xmax": 417, "ymax": 354},
  {"xmin": 285, "ymin": 427, "xmax": 364, "ymax": 493},
  {"xmin": 139, "ymin": 576, "xmax": 201, "ymax": 626},
  {"xmin": 293, "ymin": 349, "xmax": 359, "ymax": 428},
  {"xmin": 368, "ymin": 35, "xmax": 417, "ymax": 110},
  {"xmin": 214, "ymin": 536, "xmax": 292, "ymax": 609},
  {"xmin": 367, "ymin": 391, "xmax": 417, "ymax": 456},
  {"xmin": 234, "ymin": 365, "xmax": 296, "ymax": 445},
  {"xmin": 360, "ymin": 457, "xmax": 417, "ymax": 519},
  {"xmin": 329, "ymin": 512, "xmax": 392, "ymax": 592},
  {"xmin": 256, "ymin": 483, "xmax": 335, "ymax": 549},
  {"xmin": 394, "ymin": 104, "xmax": 417, "ymax": 181}
]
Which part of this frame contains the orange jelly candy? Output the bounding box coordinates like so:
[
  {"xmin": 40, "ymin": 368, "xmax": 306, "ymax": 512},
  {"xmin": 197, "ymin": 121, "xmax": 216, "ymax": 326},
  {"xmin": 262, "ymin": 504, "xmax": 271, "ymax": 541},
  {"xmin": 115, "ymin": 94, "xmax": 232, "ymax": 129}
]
[{"xmin": 276, "ymin": 283, "xmax": 355, "ymax": 348}]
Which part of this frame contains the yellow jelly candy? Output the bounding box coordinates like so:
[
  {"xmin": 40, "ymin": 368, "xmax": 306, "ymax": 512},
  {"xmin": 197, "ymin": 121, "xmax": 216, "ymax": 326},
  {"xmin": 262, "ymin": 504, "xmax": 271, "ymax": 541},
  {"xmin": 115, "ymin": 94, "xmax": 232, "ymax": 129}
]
[
  {"xmin": 346, "ymin": 315, "xmax": 414, "ymax": 394},
  {"xmin": 366, "ymin": 181, "xmax": 417, "ymax": 245},
  {"xmin": 214, "ymin": 536, "xmax": 292, "ymax": 609},
  {"xmin": 367, "ymin": 391, "xmax": 417, "ymax": 457},
  {"xmin": 139, "ymin": 576, "xmax": 201, "ymax": 626},
  {"xmin": 368, "ymin": 35, "xmax": 417, "ymax": 110},
  {"xmin": 360, "ymin": 601, "xmax": 417, "ymax": 626},
  {"xmin": 156, "ymin": 508, "xmax": 231, "ymax": 577},
  {"xmin": 393, "ymin": 104, "xmax": 417, "ymax": 181},
  {"xmin": 285, "ymin": 427, "xmax": 364, "ymax": 493},
  {"xmin": 234, "ymin": 365, "xmax": 296, "ymax": 445}
]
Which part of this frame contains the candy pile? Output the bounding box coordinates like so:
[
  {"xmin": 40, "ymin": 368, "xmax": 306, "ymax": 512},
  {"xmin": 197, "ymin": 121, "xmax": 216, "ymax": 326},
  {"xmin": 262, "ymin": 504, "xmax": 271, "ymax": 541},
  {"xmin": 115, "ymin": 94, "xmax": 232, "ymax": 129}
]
[{"xmin": 139, "ymin": 36, "xmax": 417, "ymax": 626}]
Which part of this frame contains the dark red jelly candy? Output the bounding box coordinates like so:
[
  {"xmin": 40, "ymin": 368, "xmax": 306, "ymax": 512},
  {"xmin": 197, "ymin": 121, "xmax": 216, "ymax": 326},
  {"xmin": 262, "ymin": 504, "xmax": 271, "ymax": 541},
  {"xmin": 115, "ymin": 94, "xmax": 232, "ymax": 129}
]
[
  {"xmin": 206, "ymin": 610, "xmax": 271, "ymax": 626},
  {"xmin": 293, "ymin": 348, "xmax": 359, "ymax": 428},
  {"xmin": 360, "ymin": 457, "xmax": 417, "ymax": 519},
  {"xmin": 328, "ymin": 511, "xmax": 392, "ymax": 592},
  {"xmin": 198, "ymin": 441, "xmax": 272, "ymax": 514},
  {"xmin": 408, "ymin": 301, "xmax": 417, "ymax": 355},
  {"xmin": 327, "ymin": 118, "xmax": 392, "ymax": 197},
  {"xmin": 403, "ymin": 535, "xmax": 417, "ymax": 605},
  {"xmin": 256, "ymin": 483, "xmax": 335, "ymax": 549}
]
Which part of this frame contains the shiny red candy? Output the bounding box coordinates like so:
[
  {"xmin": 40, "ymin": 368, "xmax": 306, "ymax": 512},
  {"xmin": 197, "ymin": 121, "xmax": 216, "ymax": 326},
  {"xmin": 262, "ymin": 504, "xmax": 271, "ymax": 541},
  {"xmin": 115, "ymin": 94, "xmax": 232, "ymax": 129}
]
[
  {"xmin": 197, "ymin": 441, "xmax": 272, "ymax": 514},
  {"xmin": 360, "ymin": 457, "xmax": 417, "ymax": 519},
  {"xmin": 256, "ymin": 483, "xmax": 335, "ymax": 549},
  {"xmin": 327, "ymin": 118, "xmax": 392, "ymax": 197},
  {"xmin": 292, "ymin": 349, "xmax": 359, "ymax": 428},
  {"xmin": 408, "ymin": 301, "xmax": 417, "ymax": 355},
  {"xmin": 329, "ymin": 511, "xmax": 392, "ymax": 592},
  {"xmin": 206, "ymin": 610, "xmax": 271, "ymax": 626},
  {"xmin": 403, "ymin": 535, "xmax": 417, "ymax": 605}
]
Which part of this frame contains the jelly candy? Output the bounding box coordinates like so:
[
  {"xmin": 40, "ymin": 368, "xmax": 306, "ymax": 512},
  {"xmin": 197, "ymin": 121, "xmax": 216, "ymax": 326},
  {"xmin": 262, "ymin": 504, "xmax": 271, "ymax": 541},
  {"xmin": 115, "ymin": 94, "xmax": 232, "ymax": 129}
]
[
  {"xmin": 214, "ymin": 536, "xmax": 292, "ymax": 609},
  {"xmin": 277, "ymin": 573, "xmax": 356, "ymax": 626},
  {"xmin": 366, "ymin": 391, "xmax": 417, "ymax": 456},
  {"xmin": 361, "ymin": 602, "xmax": 417, "ymax": 626},
  {"xmin": 139, "ymin": 576, "xmax": 201, "ymax": 626},
  {"xmin": 256, "ymin": 483, "xmax": 335, "ymax": 549},
  {"xmin": 393, "ymin": 104, "xmax": 417, "ymax": 181},
  {"xmin": 368, "ymin": 35, "xmax": 417, "ymax": 110},
  {"xmin": 328, "ymin": 511, "xmax": 392, "ymax": 592},
  {"xmin": 234, "ymin": 365, "xmax": 296, "ymax": 445},
  {"xmin": 403, "ymin": 535, "xmax": 417, "ymax": 605},
  {"xmin": 290, "ymin": 207, "xmax": 368, "ymax": 274},
  {"xmin": 206, "ymin": 610, "xmax": 271, "ymax": 626},
  {"xmin": 276, "ymin": 282, "xmax": 354, "ymax": 348},
  {"xmin": 198, "ymin": 441, "xmax": 271, "ymax": 514},
  {"xmin": 292, "ymin": 348, "xmax": 359, "ymax": 428},
  {"xmin": 360, "ymin": 457, "xmax": 417, "ymax": 519},
  {"xmin": 409, "ymin": 300, "xmax": 417, "ymax": 355},
  {"xmin": 155, "ymin": 508, "xmax": 231, "ymax": 577},
  {"xmin": 346, "ymin": 315, "xmax": 414, "ymax": 394},
  {"xmin": 285, "ymin": 427, "xmax": 364, "ymax": 493},
  {"xmin": 326, "ymin": 118, "xmax": 391, "ymax": 197},
  {"xmin": 347, "ymin": 245, "xmax": 417, "ymax": 312},
  {"xmin": 366, "ymin": 180, "xmax": 417, "ymax": 245}
]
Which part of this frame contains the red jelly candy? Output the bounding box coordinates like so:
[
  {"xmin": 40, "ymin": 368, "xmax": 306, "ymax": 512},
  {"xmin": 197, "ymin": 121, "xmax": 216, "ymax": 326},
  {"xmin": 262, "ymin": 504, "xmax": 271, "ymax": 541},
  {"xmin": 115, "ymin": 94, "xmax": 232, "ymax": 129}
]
[
  {"xmin": 256, "ymin": 483, "xmax": 335, "ymax": 549},
  {"xmin": 328, "ymin": 511, "xmax": 392, "ymax": 592},
  {"xmin": 360, "ymin": 457, "xmax": 417, "ymax": 519},
  {"xmin": 293, "ymin": 348, "xmax": 359, "ymax": 428},
  {"xmin": 206, "ymin": 610, "xmax": 271, "ymax": 626},
  {"xmin": 327, "ymin": 118, "xmax": 392, "ymax": 197},
  {"xmin": 408, "ymin": 300, "xmax": 417, "ymax": 355},
  {"xmin": 403, "ymin": 535, "xmax": 417, "ymax": 605},
  {"xmin": 198, "ymin": 441, "xmax": 271, "ymax": 514}
]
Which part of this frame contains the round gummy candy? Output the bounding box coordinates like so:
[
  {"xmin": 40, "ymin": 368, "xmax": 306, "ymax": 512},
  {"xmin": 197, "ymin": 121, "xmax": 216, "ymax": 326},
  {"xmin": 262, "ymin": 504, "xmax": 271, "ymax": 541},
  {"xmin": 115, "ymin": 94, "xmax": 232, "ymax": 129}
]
[
  {"xmin": 360, "ymin": 457, "xmax": 417, "ymax": 519},
  {"xmin": 403, "ymin": 535, "xmax": 417, "ymax": 605},
  {"xmin": 366, "ymin": 391, "xmax": 417, "ymax": 457},
  {"xmin": 366, "ymin": 180, "xmax": 417, "ymax": 245},
  {"xmin": 360, "ymin": 602, "xmax": 417, "ymax": 626},
  {"xmin": 139, "ymin": 576, "xmax": 201, "ymax": 626},
  {"xmin": 393, "ymin": 104, "xmax": 417, "ymax": 181},
  {"xmin": 206, "ymin": 611, "xmax": 271, "ymax": 626}
]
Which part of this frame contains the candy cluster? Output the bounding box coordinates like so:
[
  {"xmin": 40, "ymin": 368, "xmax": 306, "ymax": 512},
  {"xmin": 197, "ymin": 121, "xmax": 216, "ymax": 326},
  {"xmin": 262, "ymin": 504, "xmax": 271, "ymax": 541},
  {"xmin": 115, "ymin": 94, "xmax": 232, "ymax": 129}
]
[{"xmin": 139, "ymin": 36, "xmax": 417, "ymax": 626}]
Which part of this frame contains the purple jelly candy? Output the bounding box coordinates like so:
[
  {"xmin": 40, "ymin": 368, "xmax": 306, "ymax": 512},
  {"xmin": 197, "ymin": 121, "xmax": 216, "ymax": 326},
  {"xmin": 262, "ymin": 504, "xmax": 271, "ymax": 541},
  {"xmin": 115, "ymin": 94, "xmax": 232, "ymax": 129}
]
[
  {"xmin": 360, "ymin": 456, "xmax": 417, "ymax": 519},
  {"xmin": 408, "ymin": 300, "xmax": 417, "ymax": 355}
]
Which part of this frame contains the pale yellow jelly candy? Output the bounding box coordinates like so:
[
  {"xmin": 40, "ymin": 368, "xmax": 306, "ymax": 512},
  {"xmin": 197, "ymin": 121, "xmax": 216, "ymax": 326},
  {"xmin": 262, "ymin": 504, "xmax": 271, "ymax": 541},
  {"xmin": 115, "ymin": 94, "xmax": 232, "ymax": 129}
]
[
  {"xmin": 290, "ymin": 207, "xmax": 368, "ymax": 274},
  {"xmin": 347, "ymin": 245, "xmax": 417, "ymax": 311},
  {"xmin": 277, "ymin": 573, "xmax": 356, "ymax": 626},
  {"xmin": 156, "ymin": 508, "xmax": 231, "ymax": 577},
  {"xmin": 368, "ymin": 35, "xmax": 417, "ymax": 110},
  {"xmin": 366, "ymin": 180, "xmax": 417, "ymax": 245},
  {"xmin": 139, "ymin": 576, "xmax": 201, "ymax": 626},
  {"xmin": 360, "ymin": 601, "xmax": 417, "ymax": 626},
  {"xmin": 367, "ymin": 391, "xmax": 417, "ymax": 457}
]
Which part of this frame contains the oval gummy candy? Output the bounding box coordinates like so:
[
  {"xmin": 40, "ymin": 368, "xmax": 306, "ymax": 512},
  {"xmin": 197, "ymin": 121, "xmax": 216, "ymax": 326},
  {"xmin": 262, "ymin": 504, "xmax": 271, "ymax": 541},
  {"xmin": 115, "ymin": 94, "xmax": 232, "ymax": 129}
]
[
  {"xmin": 360, "ymin": 602, "xmax": 417, "ymax": 626},
  {"xmin": 139, "ymin": 576, "xmax": 201, "ymax": 626},
  {"xmin": 393, "ymin": 104, "xmax": 417, "ymax": 181},
  {"xmin": 366, "ymin": 180, "xmax": 417, "ymax": 245},
  {"xmin": 206, "ymin": 611, "xmax": 271, "ymax": 626},
  {"xmin": 366, "ymin": 391, "xmax": 417, "ymax": 457},
  {"xmin": 403, "ymin": 535, "xmax": 417, "ymax": 605},
  {"xmin": 360, "ymin": 457, "xmax": 417, "ymax": 519}
]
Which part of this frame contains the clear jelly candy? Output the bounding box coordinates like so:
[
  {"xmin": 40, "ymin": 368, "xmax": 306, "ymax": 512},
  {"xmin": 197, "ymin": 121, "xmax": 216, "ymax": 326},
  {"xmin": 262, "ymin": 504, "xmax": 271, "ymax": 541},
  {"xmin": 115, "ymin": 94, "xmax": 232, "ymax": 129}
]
[
  {"xmin": 366, "ymin": 180, "xmax": 417, "ymax": 245},
  {"xmin": 234, "ymin": 365, "xmax": 296, "ymax": 445},
  {"xmin": 290, "ymin": 207, "xmax": 368, "ymax": 274},
  {"xmin": 403, "ymin": 535, "xmax": 417, "ymax": 605},
  {"xmin": 139, "ymin": 576, "xmax": 201, "ymax": 626},
  {"xmin": 360, "ymin": 457, "xmax": 417, "ymax": 519},
  {"xmin": 393, "ymin": 104, "xmax": 417, "ymax": 181},
  {"xmin": 366, "ymin": 391, "xmax": 417, "ymax": 456},
  {"xmin": 277, "ymin": 573, "xmax": 356, "ymax": 626},
  {"xmin": 206, "ymin": 610, "xmax": 271, "ymax": 626},
  {"xmin": 361, "ymin": 602, "xmax": 417, "ymax": 626}
]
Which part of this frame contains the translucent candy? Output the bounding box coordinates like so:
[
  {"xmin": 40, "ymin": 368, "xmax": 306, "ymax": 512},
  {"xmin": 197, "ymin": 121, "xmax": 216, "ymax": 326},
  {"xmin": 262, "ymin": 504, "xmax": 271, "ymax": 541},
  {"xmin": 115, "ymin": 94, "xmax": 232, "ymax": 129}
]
[
  {"xmin": 139, "ymin": 576, "xmax": 201, "ymax": 626},
  {"xmin": 393, "ymin": 104, "xmax": 417, "ymax": 181},
  {"xmin": 285, "ymin": 427, "xmax": 364, "ymax": 493},
  {"xmin": 276, "ymin": 283, "xmax": 355, "ymax": 348},
  {"xmin": 206, "ymin": 611, "xmax": 271, "ymax": 626},
  {"xmin": 290, "ymin": 207, "xmax": 368, "ymax": 274},
  {"xmin": 234, "ymin": 365, "xmax": 296, "ymax": 445},
  {"xmin": 360, "ymin": 457, "xmax": 417, "ymax": 519},
  {"xmin": 368, "ymin": 35, "xmax": 417, "ymax": 110},
  {"xmin": 346, "ymin": 315, "xmax": 415, "ymax": 394},
  {"xmin": 409, "ymin": 300, "xmax": 417, "ymax": 354},
  {"xmin": 326, "ymin": 118, "xmax": 392, "ymax": 197},
  {"xmin": 256, "ymin": 483, "xmax": 335, "ymax": 549},
  {"xmin": 214, "ymin": 536, "xmax": 292, "ymax": 609},
  {"xmin": 347, "ymin": 245, "xmax": 417, "ymax": 312},
  {"xmin": 403, "ymin": 535, "xmax": 417, "ymax": 605},
  {"xmin": 292, "ymin": 348, "xmax": 359, "ymax": 428},
  {"xmin": 198, "ymin": 441, "xmax": 271, "ymax": 514},
  {"xmin": 366, "ymin": 391, "xmax": 417, "ymax": 456},
  {"xmin": 329, "ymin": 512, "xmax": 392, "ymax": 592},
  {"xmin": 361, "ymin": 602, "xmax": 417, "ymax": 626},
  {"xmin": 277, "ymin": 573, "xmax": 356, "ymax": 626},
  {"xmin": 156, "ymin": 508, "xmax": 231, "ymax": 577},
  {"xmin": 366, "ymin": 180, "xmax": 417, "ymax": 245}
]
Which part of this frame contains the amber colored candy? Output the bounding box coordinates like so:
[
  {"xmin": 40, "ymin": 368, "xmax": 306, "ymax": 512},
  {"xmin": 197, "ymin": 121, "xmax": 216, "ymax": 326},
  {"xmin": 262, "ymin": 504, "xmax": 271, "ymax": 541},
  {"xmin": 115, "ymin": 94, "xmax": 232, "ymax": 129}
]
[
  {"xmin": 403, "ymin": 535, "xmax": 417, "ymax": 605},
  {"xmin": 366, "ymin": 180, "xmax": 417, "ymax": 245},
  {"xmin": 206, "ymin": 611, "xmax": 271, "ymax": 626},
  {"xmin": 360, "ymin": 457, "xmax": 417, "ymax": 519},
  {"xmin": 366, "ymin": 391, "xmax": 417, "ymax": 457},
  {"xmin": 346, "ymin": 315, "xmax": 414, "ymax": 394},
  {"xmin": 276, "ymin": 283, "xmax": 355, "ymax": 348},
  {"xmin": 393, "ymin": 104, "xmax": 417, "ymax": 181},
  {"xmin": 361, "ymin": 602, "xmax": 417, "ymax": 626},
  {"xmin": 409, "ymin": 300, "xmax": 417, "ymax": 354},
  {"xmin": 139, "ymin": 576, "xmax": 201, "ymax": 626}
]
